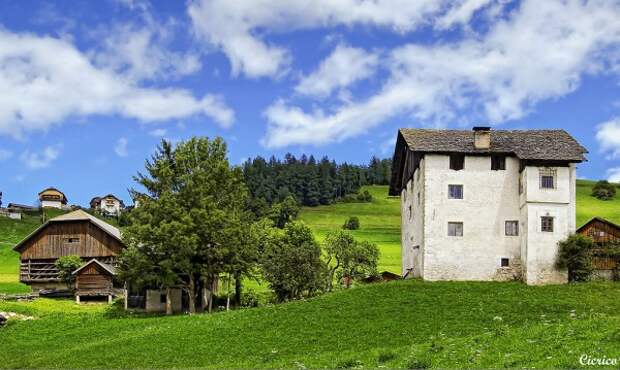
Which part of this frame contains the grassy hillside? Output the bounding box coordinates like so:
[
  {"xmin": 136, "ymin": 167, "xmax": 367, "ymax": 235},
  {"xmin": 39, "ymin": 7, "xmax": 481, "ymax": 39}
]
[
  {"xmin": 576, "ymin": 179, "xmax": 620, "ymax": 226},
  {"xmin": 1, "ymin": 280, "xmax": 619, "ymax": 368},
  {"xmin": 299, "ymin": 186, "xmax": 401, "ymax": 273},
  {"xmin": 0, "ymin": 214, "xmax": 41, "ymax": 294}
]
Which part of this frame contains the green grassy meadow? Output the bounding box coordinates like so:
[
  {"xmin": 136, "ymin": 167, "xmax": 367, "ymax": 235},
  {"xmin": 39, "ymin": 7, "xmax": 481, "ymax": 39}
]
[
  {"xmin": 1, "ymin": 280, "xmax": 619, "ymax": 368},
  {"xmin": 299, "ymin": 185, "xmax": 402, "ymax": 273}
]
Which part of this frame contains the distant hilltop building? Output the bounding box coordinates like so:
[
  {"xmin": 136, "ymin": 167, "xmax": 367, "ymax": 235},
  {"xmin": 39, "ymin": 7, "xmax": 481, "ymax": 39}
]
[
  {"xmin": 90, "ymin": 194, "xmax": 125, "ymax": 216},
  {"xmin": 38, "ymin": 187, "xmax": 68, "ymax": 209},
  {"xmin": 390, "ymin": 127, "xmax": 587, "ymax": 285}
]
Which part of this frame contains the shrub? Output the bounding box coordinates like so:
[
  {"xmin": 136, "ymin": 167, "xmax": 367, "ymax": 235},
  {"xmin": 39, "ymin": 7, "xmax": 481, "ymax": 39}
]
[
  {"xmin": 55, "ymin": 255, "xmax": 83, "ymax": 289},
  {"xmin": 556, "ymin": 234, "xmax": 596, "ymax": 282},
  {"xmin": 343, "ymin": 216, "xmax": 360, "ymax": 230},
  {"xmin": 592, "ymin": 180, "xmax": 617, "ymax": 200},
  {"xmin": 261, "ymin": 222, "xmax": 327, "ymax": 301},
  {"xmin": 240, "ymin": 289, "xmax": 260, "ymax": 308},
  {"xmin": 341, "ymin": 194, "xmax": 357, "ymax": 203},
  {"xmin": 356, "ymin": 190, "xmax": 373, "ymax": 202}
]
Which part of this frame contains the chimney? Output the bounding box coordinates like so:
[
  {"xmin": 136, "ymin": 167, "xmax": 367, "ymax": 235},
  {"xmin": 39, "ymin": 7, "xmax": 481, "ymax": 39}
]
[{"xmin": 473, "ymin": 126, "xmax": 491, "ymax": 150}]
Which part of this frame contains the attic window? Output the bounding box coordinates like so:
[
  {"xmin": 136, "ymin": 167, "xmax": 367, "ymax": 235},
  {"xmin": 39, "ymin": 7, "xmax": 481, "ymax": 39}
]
[
  {"xmin": 491, "ymin": 155, "xmax": 506, "ymax": 170},
  {"xmin": 449, "ymin": 154, "xmax": 465, "ymax": 171},
  {"xmin": 64, "ymin": 237, "xmax": 80, "ymax": 243}
]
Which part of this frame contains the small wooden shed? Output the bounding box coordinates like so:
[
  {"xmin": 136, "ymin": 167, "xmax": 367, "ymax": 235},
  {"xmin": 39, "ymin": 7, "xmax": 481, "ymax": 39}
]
[
  {"xmin": 73, "ymin": 259, "xmax": 117, "ymax": 303},
  {"xmin": 577, "ymin": 217, "xmax": 620, "ymax": 277}
]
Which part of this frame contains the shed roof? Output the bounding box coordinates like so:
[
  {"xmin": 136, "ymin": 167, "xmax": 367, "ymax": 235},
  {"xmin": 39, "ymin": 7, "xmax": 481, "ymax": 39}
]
[
  {"xmin": 13, "ymin": 209, "xmax": 123, "ymax": 252},
  {"xmin": 72, "ymin": 259, "xmax": 117, "ymax": 276},
  {"xmin": 576, "ymin": 217, "xmax": 620, "ymax": 233}
]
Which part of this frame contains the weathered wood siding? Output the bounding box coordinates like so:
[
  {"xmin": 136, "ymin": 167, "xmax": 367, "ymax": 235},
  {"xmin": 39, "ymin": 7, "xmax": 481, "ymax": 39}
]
[
  {"xmin": 579, "ymin": 219, "xmax": 620, "ymax": 244},
  {"xmin": 75, "ymin": 263, "xmax": 113, "ymax": 295},
  {"xmin": 19, "ymin": 220, "xmax": 123, "ymax": 260},
  {"xmin": 578, "ymin": 219, "xmax": 620, "ymax": 271}
]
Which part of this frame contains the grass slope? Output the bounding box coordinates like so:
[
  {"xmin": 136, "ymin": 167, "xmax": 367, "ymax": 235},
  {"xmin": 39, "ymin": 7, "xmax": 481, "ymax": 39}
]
[
  {"xmin": 299, "ymin": 186, "xmax": 401, "ymax": 273},
  {"xmin": 576, "ymin": 179, "xmax": 620, "ymax": 226},
  {"xmin": 1, "ymin": 280, "xmax": 619, "ymax": 368}
]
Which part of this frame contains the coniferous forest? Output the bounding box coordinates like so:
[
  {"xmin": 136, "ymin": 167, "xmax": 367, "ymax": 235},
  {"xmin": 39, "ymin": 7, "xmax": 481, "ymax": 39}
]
[{"xmin": 242, "ymin": 155, "xmax": 392, "ymax": 207}]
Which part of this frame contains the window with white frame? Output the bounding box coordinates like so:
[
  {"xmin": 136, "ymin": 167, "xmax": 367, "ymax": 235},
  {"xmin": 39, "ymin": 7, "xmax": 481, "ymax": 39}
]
[
  {"xmin": 539, "ymin": 168, "xmax": 556, "ymax": 189},
  {"xmin": 505, "ymin": 221, "xmax": 519, "ymax": 236},
  {"xmin": 448, "ymin": 222, "xmax": 463, "ymax": 236},
  {"xmin": 448, "ymin": 184, "xmax": 463, "ymax": 199}
]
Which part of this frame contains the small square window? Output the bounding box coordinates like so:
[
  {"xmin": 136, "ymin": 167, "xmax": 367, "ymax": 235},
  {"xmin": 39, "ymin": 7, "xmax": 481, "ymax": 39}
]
[
  {"xmin": 449, "ymin": 154, "xmax": 465, "ymax": 171},
  {"xmin": 541, "ymin": 216, "xmax": 554, "ymax": 232},
  {"xmin": 448, "ymin": 222, "xmax": 463, "ymax": 237},
  {"xmin": 539, "ymin": 168, "xmax": 556, "ymax": 189},
  {"xmin": 491, "ymin": 155, "xmax": 506, "ymax": 170},
  {"xmin": 501, "ymin": 258, "xmax": 510, "ymax": 267},
  {"xmin": 448, "ymin": 185, "xmax": 463, "ymax": 199},
  {"xmin": 64, "ymin": 237, "xmax": 80, "ymax": 243},
  {"xmin": 505, "ymin": 221, "xmax": 519, "ymax": 236}
]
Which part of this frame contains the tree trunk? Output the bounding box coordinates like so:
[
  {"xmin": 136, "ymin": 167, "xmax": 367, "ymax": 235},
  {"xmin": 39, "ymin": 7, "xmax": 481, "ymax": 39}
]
[
  {"xmin": 225, "ymin": 276, "xmax": 231, "ymax": 311},
  {"xmin": 234, "ymin": 274, "xmax": 242, "ymax": 306},
  {"xmin": 188, "ymin": 274, "xmax": 196, "ymax": 314},
  {"xmin": 165, "ymin": 287, "xmax": 173, "ymax": 315},
  {"xmin": 207, "ymin": 276, "xmax": 216, "ymax": 313}
]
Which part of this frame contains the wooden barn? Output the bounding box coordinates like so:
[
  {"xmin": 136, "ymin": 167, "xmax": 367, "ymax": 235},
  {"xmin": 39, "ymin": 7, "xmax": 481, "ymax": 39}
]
[
  {"xmin": 13, "ymin": 209, "xmax": 125, "ymax": 295},
  {"xmin": 577, "ymin": 217, "xmax": 620, "ymax": 279}
]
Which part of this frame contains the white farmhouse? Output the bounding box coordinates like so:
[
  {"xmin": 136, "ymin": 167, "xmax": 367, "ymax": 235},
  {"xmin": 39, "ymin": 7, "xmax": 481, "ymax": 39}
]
[
  {"xmin": 90, "ymin": 194, "xmax": 125, "ymax": 216},
  {"xmin": 38, "ymin": 187, "xmax": 68, "ymax": 209},
  {"xmin": 390, "ymin": 127, "xmax": 587, "ymax": 285}
]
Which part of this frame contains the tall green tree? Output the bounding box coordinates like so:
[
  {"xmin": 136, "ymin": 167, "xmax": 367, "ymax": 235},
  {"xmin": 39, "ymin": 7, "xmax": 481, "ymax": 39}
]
[{"xmin": 120, "ymin": 137, "xmax": 255, "ymax": 314}]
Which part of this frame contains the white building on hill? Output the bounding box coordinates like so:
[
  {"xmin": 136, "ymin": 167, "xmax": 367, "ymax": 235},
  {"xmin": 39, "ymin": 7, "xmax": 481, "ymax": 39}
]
[{"xmin": 390, "ymin": 127, "xmax": 587, "ymax": 285}]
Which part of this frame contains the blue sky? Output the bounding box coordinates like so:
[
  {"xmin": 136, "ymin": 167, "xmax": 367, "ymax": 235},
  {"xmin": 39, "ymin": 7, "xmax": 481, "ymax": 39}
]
[{"xmin": 0, "ymin": 0, "xmax": 619, "ymax": 207}]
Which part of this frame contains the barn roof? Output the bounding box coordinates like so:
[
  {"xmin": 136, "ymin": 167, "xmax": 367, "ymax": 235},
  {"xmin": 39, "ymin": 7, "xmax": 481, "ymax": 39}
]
[
  {"xmin": 576, "ymin": 217, "xmax": 620, "ymax": 233},
  {"xmin": 398, "ymin": 129, "xmax": 587, "ymax": 161},
  {"xmin": 389, "ymin": 128, "xmax": 587, "ymax": 195},
  {"xmin": 72, "ymin": 259, "xmax": 117, "ymax": 276},
  {"xmin": 13, "ymin": 209, "xmax": 123, "ymax": 252}
]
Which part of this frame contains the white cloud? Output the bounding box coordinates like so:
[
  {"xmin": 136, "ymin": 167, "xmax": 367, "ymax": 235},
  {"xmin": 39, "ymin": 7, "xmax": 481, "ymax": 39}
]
[
  {"xmin": 21, "ymin": 146, "xmax": 60, "ymax": 169},
  {"xmin": 607, "ymin": 167, "xmax": 620, "ymax": 182},
  {"xmin": 91, "ymin": 13, "xmax": 202, "ymax": 82},
  {"xmin": 187, "ymin": 0, "xmax": 492, "ymax": 78},
  {"xmin": 115, "ymin": 137, "xmax": 129, "ymax": 157},
  {"xmin": 148, "ymin": 128, "xmax": 167, "ymax": 137},
  {"xmin": 0, "ymin": 149, "xmax": 12, "ymax": 161},
  {"xmin": 0, "ymin": 29, "xmax": 234, "ymax": 138},
  {"xmin": 295, "ymin": 44, "xmax": 379, "ymax": 98},
  {"xmin": 263, "ymin": 0, "xmax": 620, "ymax": 148},
  {"xmin": 596, "ymin": 117, "xmax": 620, "ymax": 159}
]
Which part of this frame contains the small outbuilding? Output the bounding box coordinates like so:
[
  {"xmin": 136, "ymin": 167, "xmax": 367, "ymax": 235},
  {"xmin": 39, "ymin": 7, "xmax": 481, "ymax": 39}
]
[
  {"xmin": 73, "ymin": 259, "xmax": 117, "ymax": 304},
  {"xmin": 577, "ymin": 217, "xmax": 620, "ymax": 279}
]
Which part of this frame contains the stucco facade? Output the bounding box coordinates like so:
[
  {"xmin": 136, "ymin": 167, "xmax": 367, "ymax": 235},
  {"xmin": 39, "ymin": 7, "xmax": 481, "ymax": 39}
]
[{"xmin": 401, "ymin": 154, "xmax": 577, "ymax": 285}]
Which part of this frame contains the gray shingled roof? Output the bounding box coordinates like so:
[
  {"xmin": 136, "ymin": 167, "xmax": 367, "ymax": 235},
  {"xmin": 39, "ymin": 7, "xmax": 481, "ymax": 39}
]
[{"xmin": 399, "ymin": 129, "xmax": 587, "ymax": 161}]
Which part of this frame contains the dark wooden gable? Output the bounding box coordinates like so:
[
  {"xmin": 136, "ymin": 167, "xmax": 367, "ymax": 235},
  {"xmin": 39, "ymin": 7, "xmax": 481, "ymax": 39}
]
[
  {"xmin": 17, "ymin": 220, "xmax": 124, "ymax": 260},
  {"xmin": 577, "ymin": 217, "xmax": 620, "ymax": 245}
]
